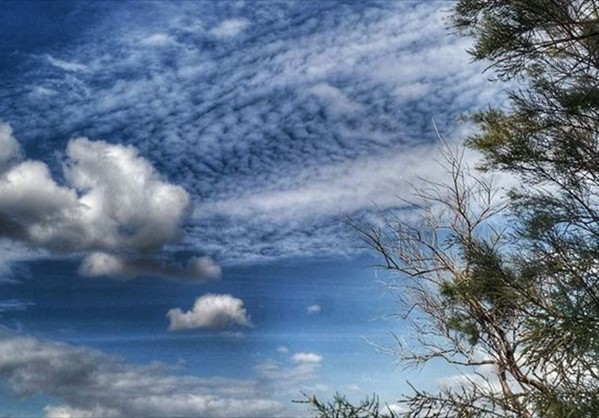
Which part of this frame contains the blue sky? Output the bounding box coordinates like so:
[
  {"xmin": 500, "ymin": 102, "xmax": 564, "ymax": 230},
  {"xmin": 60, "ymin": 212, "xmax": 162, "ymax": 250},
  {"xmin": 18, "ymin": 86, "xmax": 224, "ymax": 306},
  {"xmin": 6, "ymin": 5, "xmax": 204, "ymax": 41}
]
[{"xmin": 0, "ymin": 1, "xmax": 504, "ymax": 416}]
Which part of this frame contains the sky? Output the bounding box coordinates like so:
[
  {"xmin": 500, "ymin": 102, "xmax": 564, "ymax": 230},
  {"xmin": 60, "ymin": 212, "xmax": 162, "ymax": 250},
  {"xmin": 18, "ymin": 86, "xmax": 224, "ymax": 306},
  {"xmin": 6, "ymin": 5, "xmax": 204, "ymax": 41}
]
[{"xmin": 0, "ymin": 1, "xmax": 504, "ymax": 416}]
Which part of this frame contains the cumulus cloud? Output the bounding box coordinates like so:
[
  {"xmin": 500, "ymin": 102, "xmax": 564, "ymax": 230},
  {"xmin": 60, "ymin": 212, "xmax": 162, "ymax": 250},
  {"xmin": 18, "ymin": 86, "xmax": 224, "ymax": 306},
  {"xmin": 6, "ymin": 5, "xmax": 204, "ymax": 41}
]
[
  {"xmin": 292, "ymin": 352, "xmax": 323, "ymax": 365},
  {"xmin": 306, "ymin": 304, "xmax": 322, "ymax": 315},
  {"xmin": 0, "ymin": 336, "xmax": 281, "ymax": 418},
  {"xmin": 79, "ymin": 253, "xmax": 221, "ymax": 282},
  {"xmin": 0, "ymin": 125, "xmax": 190, "ymax": 252},
  {"xmin": 210, "ymin": 18, "xmax": 250, "ymax": 38},
  {"xmin": 0, "ymin": 123, "xmax": 214, "ymax": 279},
  {"xmin": 167, "ymin": 294, "xmax": 252, "ymax": 331}
]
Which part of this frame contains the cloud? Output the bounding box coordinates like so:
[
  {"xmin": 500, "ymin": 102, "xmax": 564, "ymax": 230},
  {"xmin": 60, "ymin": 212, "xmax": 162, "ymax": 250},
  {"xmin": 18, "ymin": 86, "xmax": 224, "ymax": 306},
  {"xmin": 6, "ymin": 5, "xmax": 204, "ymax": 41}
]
[
  {"xmin": 292, "ymin": 352, "xmax": 323, "ymax": 365},
  {"xmin": 0, "ymin": 299, "xmax": 34, "ymax": 313},
  {"xmin": 79, "ymin": 253, "xmax": 221, "ymax": 282},
  {"xmin": 45, "ymin": 54, "xmax": 89, "ymax": 72},
  {"xmin": 140, "ymin": 33, "xmax": 177, "ymax": 47},
  {"xmin": 0, "ymin": 125, "xmax": 191, "ymax": 252},
  {"xmin": 0, "ymin": 124, "xmax": 214, "ymax": 279},
  {"xmin": 0, "ymin": 336, "xmax": 282, "ymax": 418},
  {"xmin": 210, "ymin": 18, "xmax": 250, "ymax": 38},
  {"xmin": 255, "ymin": 351, "xmax": 324, "ymax": 388},
  {"xmin": 167, "ymin": 294, "xmax": 253, "ymax": 331},
  {"xmin": 0, "ymin": 124, "xmax": 21, "ymax": 170},
  {"xmin": 276, "ymin": 345, "xmax": 289, "ymax": 354},
  {"xmin": 306, "ymin": 304, "xmax": 322, "ymax": 315},
  {"xmin": 1, "ymin": 2, "xmax": 506, "ymax": 264}
]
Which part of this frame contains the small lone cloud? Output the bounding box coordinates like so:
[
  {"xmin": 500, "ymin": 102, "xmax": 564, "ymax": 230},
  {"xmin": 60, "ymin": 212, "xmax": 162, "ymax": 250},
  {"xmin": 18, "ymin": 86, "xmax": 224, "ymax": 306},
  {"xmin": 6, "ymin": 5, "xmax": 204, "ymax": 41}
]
[
  {"xmin": 167, "ymin": 294, "xmax": 253, "ymax": 331},
  {"xmin": 306, "ymin": 304, "xmax": 322, "ymax": 315},
  {"xmin": 291, "ymin": 352, "xmax": 322, "ymax": 365}
]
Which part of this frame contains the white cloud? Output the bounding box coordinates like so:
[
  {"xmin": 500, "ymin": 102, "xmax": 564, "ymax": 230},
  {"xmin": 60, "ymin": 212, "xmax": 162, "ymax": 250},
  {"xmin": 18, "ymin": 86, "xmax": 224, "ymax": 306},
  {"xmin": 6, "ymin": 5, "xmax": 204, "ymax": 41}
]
[
  {"xmin": 309, "ymin": 83, "xmax": 363, "ymax": 115},
  {"xmin": 45, "ymin": 54, "xmax": 89, "ymax": 72},
  {"xmin": 209, "ymin": 18, "xmax": 250, "ymax": 38},
  {"xmin": 255, "ymin": 351, "xmax": 324, "ymax": 389},
  {"xmin": 63, "ymin": 137, "xmax": 191, "ymax": 251},
  {"xmin": 0, "ymin": 336, "xmax": 282, "ymax": 418},
  {"xmin": 45, "ymin": 406, "xmax": 121, "ymax": 418},
  {"xmin": 0, "ymin": 299, "xmax": 34, "ymax": 313},
  {"xmin": 193, "ymin": 141, "xmax": 470, "ymax": 223},
  {"xmin": 0, "ymin": 124, "xmax": 21, "ymax": 170},
  {"xmin": 306, "ymin": 304, "xmax": 322, "ymax": 315},
  {"xmin": 347, "ymin": 383, "xmax": 361, "ymax": 392},
  {"xmin": 167, "ymin": 294, "xmax": 252, "ymax": 331},
  {"xmin": 140, "ymin": 33, "xmax": 177, "ymax": 47},
  {"xmin": 79, "ymin": 253, "xmax": 221, "ymax": 282},
  {"xmin": 0, "ymin": 126, "xmax": 191, "ymax": 252},
  {"xmin": 0, "ymin": 124, "xmax": 215, "ymax": 280},
  {"xmin": 276, "ymin": 345, "xmax": 289, "ymax": 354},
  {"xmin": 292, "ymin": 352, "xmax": 323, "ymax": 365}
]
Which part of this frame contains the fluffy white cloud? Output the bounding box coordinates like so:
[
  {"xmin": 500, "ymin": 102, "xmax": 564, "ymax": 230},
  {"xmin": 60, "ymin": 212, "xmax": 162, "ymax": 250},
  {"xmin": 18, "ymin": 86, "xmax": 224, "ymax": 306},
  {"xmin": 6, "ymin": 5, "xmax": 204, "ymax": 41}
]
[
  {"xmin": 63, "ymin": 137, "xmax": 191, "ymax": 251},
  {"xmin": 0, "ymin": 336, "xmax": 282, "ymax": 418},
  {"xmin": 0, "ymin": 125, "xmax": 191, "ymax": 252},
  {"xmin": 167, "ymin": 294, "xmax": 252, "ymax": 331},
  {"xmin": 0, "ymin": 123, "xmax": 214, "ymax": 280},
  {"xmin": 306, "ymin": 304, "xmax": 322, "ymax": 315},
  {"xmin": 79, "ymin": 253, "xmax": 221, "ymax": 282},
  {"xmin": 292, "ymin": 352, "xmax": 323, "ymax": 365}
]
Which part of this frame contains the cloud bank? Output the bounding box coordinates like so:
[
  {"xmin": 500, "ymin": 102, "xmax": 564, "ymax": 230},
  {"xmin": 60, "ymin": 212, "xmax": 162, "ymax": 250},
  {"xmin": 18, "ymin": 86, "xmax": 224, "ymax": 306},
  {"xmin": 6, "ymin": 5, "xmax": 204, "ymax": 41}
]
[
  {"xmin": 0, "ymin": 336, "xmax": 281, "ymax": 418},
  {"xmin": 167, "ymin": 294, "xmax": 253, "ymax": 331}
]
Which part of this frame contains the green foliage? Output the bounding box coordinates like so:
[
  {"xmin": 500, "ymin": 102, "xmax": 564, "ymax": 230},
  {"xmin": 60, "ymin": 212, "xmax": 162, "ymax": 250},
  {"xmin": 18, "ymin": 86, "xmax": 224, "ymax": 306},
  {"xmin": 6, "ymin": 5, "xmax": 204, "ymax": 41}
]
[{"xmin": 299, "ymin": 393, "xmax": 396, "ymax": 418}]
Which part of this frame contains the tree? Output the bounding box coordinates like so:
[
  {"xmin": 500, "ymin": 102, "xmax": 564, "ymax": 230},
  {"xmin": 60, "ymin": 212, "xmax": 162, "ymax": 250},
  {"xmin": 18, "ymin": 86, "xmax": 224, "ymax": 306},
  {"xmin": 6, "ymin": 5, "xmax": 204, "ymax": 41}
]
[
  {"xmin": 454, "ymin": 1, "xmax": 599, "ymax": 414},
  {"xmin": 297, "ymin": 393, "xmax": 397, "ymax": 418},
  {"xmin": 305, "ymin": 0, "xmax": 599, "ymax": 416}
]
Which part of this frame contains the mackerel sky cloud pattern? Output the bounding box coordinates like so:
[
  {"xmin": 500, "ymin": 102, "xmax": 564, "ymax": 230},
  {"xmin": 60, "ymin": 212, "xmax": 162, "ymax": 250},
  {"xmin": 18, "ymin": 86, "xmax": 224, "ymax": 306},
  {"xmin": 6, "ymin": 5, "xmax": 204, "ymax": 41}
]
[{"xmin": 0, "ymin": 1, "xmax": 500, "ymax": 264}]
